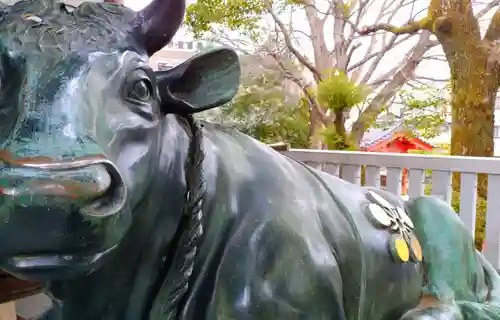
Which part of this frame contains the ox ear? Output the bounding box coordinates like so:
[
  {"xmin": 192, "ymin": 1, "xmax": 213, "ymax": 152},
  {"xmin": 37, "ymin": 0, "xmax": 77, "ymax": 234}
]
[{"xmin": 156, "ymin": 47, "xmax": 241, "ymax": 115}]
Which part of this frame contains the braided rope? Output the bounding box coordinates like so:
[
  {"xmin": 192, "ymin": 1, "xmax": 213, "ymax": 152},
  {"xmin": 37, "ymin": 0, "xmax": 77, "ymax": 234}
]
[{"xmin": 149, "ymin": 115, "xmax": 205, "ymax": 319}]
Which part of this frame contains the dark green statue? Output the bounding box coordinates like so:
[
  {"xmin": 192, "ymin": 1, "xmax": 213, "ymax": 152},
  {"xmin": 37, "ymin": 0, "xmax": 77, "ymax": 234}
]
[{"xmin": 0, "ymin": 0, "xmax": 498, "ymax": 318}]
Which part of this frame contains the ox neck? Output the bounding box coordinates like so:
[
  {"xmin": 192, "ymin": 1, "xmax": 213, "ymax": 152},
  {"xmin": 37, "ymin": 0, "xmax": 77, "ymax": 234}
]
[
  {"xmin": 146, "ymin": 115, "xmax": 206, "ymax": 317},
  {"xmin": 45, "ymin": 115, "xmax": 207, "ymax": 319}
]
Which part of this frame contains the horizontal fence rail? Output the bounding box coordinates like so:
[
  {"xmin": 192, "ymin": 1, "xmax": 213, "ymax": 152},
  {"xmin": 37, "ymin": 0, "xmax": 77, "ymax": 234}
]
[{"xmin": 283, "ymin": 149, "xmax": 500, "ymax": 267}]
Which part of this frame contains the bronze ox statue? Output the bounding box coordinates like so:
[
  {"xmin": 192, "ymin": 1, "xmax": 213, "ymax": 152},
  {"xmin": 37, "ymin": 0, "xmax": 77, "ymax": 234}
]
[{"xmin": 0, "ymin": 0, "xmax": 498, "ymax": 319}]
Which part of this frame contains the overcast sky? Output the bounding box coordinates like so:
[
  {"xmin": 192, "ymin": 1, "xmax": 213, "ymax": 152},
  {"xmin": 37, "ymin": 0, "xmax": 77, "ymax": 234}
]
[{"xmin": 124, "ymin": 0, "xmax": 496, "ymax": 89}]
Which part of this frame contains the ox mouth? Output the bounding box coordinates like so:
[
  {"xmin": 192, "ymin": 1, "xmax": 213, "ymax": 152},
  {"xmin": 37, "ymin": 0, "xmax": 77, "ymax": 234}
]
[
  {"xmin": 0, "ymin": 155, "xmax": 127, "ymax": 217},
  {"xmin": 4, "ymin": 246, "xmax": 116, "ymax": 280}
]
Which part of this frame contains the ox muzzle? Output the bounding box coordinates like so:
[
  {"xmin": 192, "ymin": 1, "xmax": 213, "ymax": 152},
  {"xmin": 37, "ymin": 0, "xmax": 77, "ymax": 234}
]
[{"xmin": 0, "ymin": 151, "xmax": 130, "ymax": 280}]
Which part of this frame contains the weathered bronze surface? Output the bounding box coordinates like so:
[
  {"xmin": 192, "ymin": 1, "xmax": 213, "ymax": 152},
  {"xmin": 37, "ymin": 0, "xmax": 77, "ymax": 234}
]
[{"xmin": 0, "ymin": 0, "xmax": 498, "ymax": 319}]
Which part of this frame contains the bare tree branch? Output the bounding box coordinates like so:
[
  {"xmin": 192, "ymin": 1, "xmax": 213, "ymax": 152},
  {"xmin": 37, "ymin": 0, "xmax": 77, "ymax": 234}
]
[
  {"xmin": 321, "ymin": 1, "xmax": 335, "ymax": 22},
  {"xmin": 252, "ymin": 0, "xmax": 442, "ymax": 147},
  {"xmin": 345, "ymin": 42, "xmax": 362, "ymax": 74},
  {"xmin": 484, "ymin": 7, "xmax": 500, "ymax": 41},
  {"xmin": 353, "ymin": 0, "xmax": 440, "ymax": 86},
  {"xmin": 358, "ymin": 34, "xmax": 399, "ymax": 84},
  {"xmin": 476, "ymin": 0, "xmax": 500, "ymax": 19},
  {"xmin": 267, "ymin": 6, "xmax": 323, "ymax": 80},
  {"xmin": 291, "ymin": 29, "xmax": 312, "ymax": 39},
  {"xmin": 380, "ymin": 0, "xmax": 421, "ymax": 20},
  {"xmin": 416, "ymin": 75, "xmax": 450, "ymax": 82},
  {"xmin": 350, "ymin": 31, "xmax": 432, "ymax": 145},
  {"xmin": 303, "ymin": 4, "xmax": 331, "ymax": 73},
  {"xmin": 348, "ymin": 0, "xmax": 399, "ymax": 71},
  {"xmin": 206, "ymin": 30, "xmax": 254, "ymax": 55},
  {"xmin": 350, "ymin": 0, "xmax": 422, "ymax": 78},
  {"xmin": 423, "ymin": 53, "xmax": 447, "ymax": 62},
  {"xmin": 266, "ymin": 51, "xmax": 333, "ymax": 125},
  {"xmin": 380, "ymin": 0, "xmax": 415, "ymax": 47},
  {"xmin": 359, "ymin": 18, "xmax": 432, "ymax": 36},
  {"xmin": 333, "ymin": 1, "xmax": 347, "ymax": 69},
  {"xmin": 351, "ymin": 0, "xmax": 373, "ymax": 24},
  {"xmin": 347, "ymin": 34, "xmax": 415, "ymax": 71},
  {"xmin": 369, "ymin": 35, "xmax": 437, "ymax": 90}
]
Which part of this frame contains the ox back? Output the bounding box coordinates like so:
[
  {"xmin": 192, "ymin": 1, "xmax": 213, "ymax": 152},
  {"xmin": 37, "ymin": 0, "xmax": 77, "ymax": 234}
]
[{"xmin": 23, "ymin": 120, "xmax": 424, "ymax": 319}]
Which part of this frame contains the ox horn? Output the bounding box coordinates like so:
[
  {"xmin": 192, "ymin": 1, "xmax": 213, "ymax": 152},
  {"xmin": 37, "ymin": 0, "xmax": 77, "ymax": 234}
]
[{"xmin": 133, "ymin": 0, "xmax": 186, "ymax": 56}]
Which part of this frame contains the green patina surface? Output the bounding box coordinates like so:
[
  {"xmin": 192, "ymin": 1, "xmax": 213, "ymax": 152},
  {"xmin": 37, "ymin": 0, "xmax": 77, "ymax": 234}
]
[
  {"xmin": 405, "ymin": 196, "xmax": 500, "ymax": 319},
  {"xmin": 0, "ymin": 0, "xmax": 496, "ymax": 319}
]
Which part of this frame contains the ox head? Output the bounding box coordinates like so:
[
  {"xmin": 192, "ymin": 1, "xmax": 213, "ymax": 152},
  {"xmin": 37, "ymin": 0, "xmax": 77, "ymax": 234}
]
[{"xmin": 0, "ymin": 0, "xmax": 240, "ymax": 280}]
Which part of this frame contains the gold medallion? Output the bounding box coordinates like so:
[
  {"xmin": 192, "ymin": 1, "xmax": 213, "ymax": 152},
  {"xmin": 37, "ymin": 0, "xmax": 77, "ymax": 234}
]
[
  {"xmin": 365, "ymin": 203, "xmax": 392, "ymax": 228},
  {"xmin": 389, "ymin": 234, "xmax": 410, "ymax": 263},
  {"xmin": 365, "ymin": 191, "xmax": 421, "ymax": 264},
  {"xmin": 408, "ymin": 235, "xmax": 423, "ymax": 262}
]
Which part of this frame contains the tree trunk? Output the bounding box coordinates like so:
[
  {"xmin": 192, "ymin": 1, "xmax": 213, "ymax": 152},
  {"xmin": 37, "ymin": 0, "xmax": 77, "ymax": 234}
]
[
  {"xmin": 309, "ymin": 107, "xmax": 325, "ymax": 149},
  {"xmin": 333, "ymin": 108, "xmax": 350, "ymax": 149},
  {"xmin": 449, "ymin": 69, "xmax": 496, "ymax": 198},
  {"xmin": 334, "ymin": 108, "xmax": 345, "ymax": 138},
  {"xmin": 450, "ymin": 74, "xmax": 495, "ymax": 160},
  {"xmin": 434, "ymin": 14, "xmax": 497, "ymax": 198},
  {"xmin": 357, "ymin": 0, "xmax": 500, "ymax": 198}
]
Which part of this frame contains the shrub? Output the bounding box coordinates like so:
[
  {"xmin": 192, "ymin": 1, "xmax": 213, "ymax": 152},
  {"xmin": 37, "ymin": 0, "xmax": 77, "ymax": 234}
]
[{"xmin": 316, "ymin": 71, "xmax": 369, "ymax": 111}]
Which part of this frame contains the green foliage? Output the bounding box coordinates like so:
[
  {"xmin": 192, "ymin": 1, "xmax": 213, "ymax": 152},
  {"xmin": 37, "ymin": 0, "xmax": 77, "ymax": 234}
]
[
  {"xmin": 341, "ymin": 0, "xmax": 353, "ymax": 16},
  {"xmin": 423, "ymin": 184, "xmax": 486, "ymax": 250},
  {"xmin": 186, "ymin": 0, "xmax": 266, "ymax": 40},
  {"xmin": 316, "ymin": 71, "xmax": 370, "ymax": 111},
  {"xmin": 392, "ymin": 84, "xmax": 449, "ymax": 139},
  {"xmin": 321, "ymin": 126, "xmax": 344, "ymax": 149},
  {"xmin": 233, "ymin": 105, "xmax": 310, "ymax": 147},
  {"xmin": 315, "ymin": 71, "xmax": 370, "ymax": 150},
  {"xmin": 320, "ymin": 125, "xmax": 357, "ymax": 150},
  {"xmin": 207, "ymin": 67, "xmax": 310, "ymax": 148}
]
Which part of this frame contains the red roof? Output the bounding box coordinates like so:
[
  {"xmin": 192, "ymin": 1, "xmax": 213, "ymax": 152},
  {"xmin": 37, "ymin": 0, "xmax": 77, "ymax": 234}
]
[{"xmin": 363, "ymin": 132, "xmax": 433, "ymax": 153}]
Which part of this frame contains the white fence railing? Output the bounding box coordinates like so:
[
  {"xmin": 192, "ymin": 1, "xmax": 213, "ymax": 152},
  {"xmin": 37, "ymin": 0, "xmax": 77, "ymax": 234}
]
[{"xmin": 283, "ymin": 149, "xmax": 500, "ymax": 267}]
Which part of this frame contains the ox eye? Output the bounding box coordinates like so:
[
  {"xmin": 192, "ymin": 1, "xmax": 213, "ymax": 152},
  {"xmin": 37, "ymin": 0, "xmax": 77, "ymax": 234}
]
[
  {"xmin": 124, "ymin": 69, "xmax": 157, "ymax": 120},
  {"xmin": 129, "ymin": 79, "xmax": 153, "ymax": 102}
]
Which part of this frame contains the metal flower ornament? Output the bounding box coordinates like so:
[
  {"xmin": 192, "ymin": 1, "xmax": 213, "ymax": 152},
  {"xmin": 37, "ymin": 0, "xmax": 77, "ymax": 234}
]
[{"xmin": 364, "ymin": 191, "xmax": 423, "ymax": 263}]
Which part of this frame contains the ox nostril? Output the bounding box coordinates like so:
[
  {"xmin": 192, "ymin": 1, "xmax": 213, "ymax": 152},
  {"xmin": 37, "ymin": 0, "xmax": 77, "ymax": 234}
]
[
  {"xmin": 79, "ymin": 162, "xmax": 127, "ymax": 217},
  {"xmin": 86, "ymin": 164, "xmax": 113, "ymax": 198}
]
